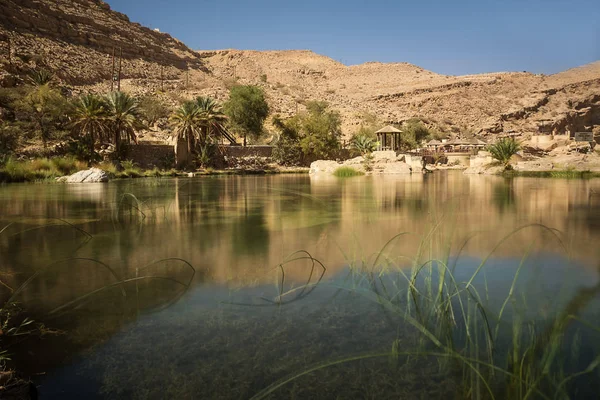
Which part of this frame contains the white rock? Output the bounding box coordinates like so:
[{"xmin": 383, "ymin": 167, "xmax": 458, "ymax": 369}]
[
  {"xmin": 372, "ymin": 151, "xmax": 397, "ymax": 161},
  {"xmin": 309, "ymin": 160, "xmax": 341, "ymax": 174},
  {"xmin": 378, "ymin": 162, "xmax": 412, "ymax": 174},
  {"xmin": 65, "ymin": 168, "xmax": 110, "ymax": 183}
]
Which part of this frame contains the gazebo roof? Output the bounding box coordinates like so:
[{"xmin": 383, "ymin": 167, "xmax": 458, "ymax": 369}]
[
  {"xmin": 427, "ymin": 139, "xmax": 442, "ymax": 145},
  {"xmin": 468, "ymin": 138, "xmax": 487, "ymax": 145},
  {"xmin": 375, "ymin": 125, "xmax": 403, "ymax": 134}
]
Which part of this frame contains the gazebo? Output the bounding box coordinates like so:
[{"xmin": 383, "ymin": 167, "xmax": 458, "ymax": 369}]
[
  {"xmin": 375, "ymin": 125, "xmax": 403, "ymax": 151},
  {"xmin": 426, "ymin": 139, "xmax": 442, "ymax": 150}
]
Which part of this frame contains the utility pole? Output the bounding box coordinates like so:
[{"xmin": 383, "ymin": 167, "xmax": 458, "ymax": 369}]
[
  {"xmin": 117, "ymin": 47, "xmax": 122, "ymax": 91},
  {"xmin": 186, "ymin": 69, "xmax": 189, "ymax": 89},
  {"xmin": 110, "ymin": 47, "xmax": 115, "ymax": 91},
  {"xmin": 160, "ymin": 65, "xmax": 164, "ymax": 91}
]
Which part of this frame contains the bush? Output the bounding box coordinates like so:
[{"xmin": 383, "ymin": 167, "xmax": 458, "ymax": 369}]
[
  {"xmin": 0, "ymin": 122, "xmax": 20, "ymax": 156},
  {"xmin": 272, "ymin": 135, "xmax": 303, "ymax": 166},
  {"xmin": 64, "ymin": 135, "xmax": 101, "ymax": 164},
  {"xmin": 351, "ymin": 134, "xmax": 378, "ymax": 156}
]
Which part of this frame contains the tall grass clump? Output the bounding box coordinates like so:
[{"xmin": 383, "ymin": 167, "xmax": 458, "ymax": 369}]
[
  {"xmin": 0, "ymin": 156, "xmax": 87, "ymax": 182},
  {"xmin": 333, "ymin": 166, "xmax": 364, "ymax": 178},
  {"xmin": 248, "ymin": 222, "xmax": 600, "ymax": 400},
  {"xmin": 506, "ymin": 170, "xmax": 600, "ymax": 179},
  {"xmin": 488, "ymin": 138, "xmax": 521, "ymax": 170}
]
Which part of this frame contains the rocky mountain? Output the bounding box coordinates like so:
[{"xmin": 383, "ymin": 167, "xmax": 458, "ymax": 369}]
[
  {"xmin": 198, "ymin": 50, "xmax": 600, "ymax": 140},
  {"xmin": 0, "ymin": 0, "xmax": 207, "ymax": 86},
  {"xmin": 0, "ymin": 0, "xmax": 598, "ymax": 140}
]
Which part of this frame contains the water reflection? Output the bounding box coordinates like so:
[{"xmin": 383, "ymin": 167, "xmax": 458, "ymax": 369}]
[{"xmin": 1, "ymin": 173, "xmax": 600, "ymax": 397}]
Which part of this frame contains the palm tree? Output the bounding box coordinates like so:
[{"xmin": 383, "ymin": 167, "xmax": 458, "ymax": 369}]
[
  {"xmin": 70, "ymin": 94, "xmax": 109, "ymax": 164},
  {"xmin": 104, "ymin": 92, "xmax": 143, "ymax": 159},
  {"xmin": 195, "ymin": 96, "xmax": 227, "ymax": 146},
  {"xmin": 488, "ymin": 138, "xmax": 521, "ymax": 170},
  {"xmin": 170, "ymin": 101, "xmax": 201, "ymax": 156}
]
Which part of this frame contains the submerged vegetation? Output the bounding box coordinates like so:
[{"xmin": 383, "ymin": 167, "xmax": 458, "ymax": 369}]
[{"xmin": 242, "ymin": 223, "xmax": 600, "ymax": 399}]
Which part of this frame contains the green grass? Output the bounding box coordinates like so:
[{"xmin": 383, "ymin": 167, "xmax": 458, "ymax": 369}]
[
  {"xmin": 0, "ymin": 156, "xmax": 88, "ymax": 183},
  {"xmin": 503, "ymin": 170, "xmax": 600, "ymax": 179},
  {"xmin": 333, "ymin": 166, "xmax": 364, "ymax": 178}
]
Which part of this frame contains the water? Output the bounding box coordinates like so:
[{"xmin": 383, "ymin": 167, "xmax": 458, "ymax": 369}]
[{"xmin": 1, "ymin": 172, "xmax": 599, "ymax": 399}]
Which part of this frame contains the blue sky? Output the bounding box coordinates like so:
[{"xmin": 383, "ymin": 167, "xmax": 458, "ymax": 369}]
[{"xmin": 107, "ymin": 0, "xmax": 599, "ymax": 75}]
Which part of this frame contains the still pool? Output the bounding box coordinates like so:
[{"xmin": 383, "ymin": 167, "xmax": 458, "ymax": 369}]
[{"xmin": 1, "ymin": 172, "xmax": 599, "ymax": 399}]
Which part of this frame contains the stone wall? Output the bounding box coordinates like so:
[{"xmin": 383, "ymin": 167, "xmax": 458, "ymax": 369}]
[
  {"xmin": 446, "ymin": 154, "xmax": 471, "ymax": 166},
  {"xmin": 128, "ymin": 144, "xmax": 174, "ymax": 169},
  {"xmin": 220, "ymin": 145, "xmax": 273, "ymax": 158}
]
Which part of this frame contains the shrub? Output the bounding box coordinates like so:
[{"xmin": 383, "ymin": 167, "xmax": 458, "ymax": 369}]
[
  {"xmin": 351, "ymin": 134, "xmax": 378, "ymax": 156},
  {"xmin": 51, "ymin": 156, "xmax": 87, "ymax": 175},
  {"xmin": 272, "ymin": 134, "xmax": 303, "ymax": 166},
  {"xmin": 0, "ymin": 123, "xmax": 20, "ymax": 156}
]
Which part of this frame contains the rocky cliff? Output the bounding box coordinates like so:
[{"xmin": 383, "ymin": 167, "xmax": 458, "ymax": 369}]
[{"xmin": 0, "ymin": 0, "xmax": 207, "ymax": 85}]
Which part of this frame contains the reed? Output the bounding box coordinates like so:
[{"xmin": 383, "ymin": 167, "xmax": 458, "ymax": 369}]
[
  {"xmin": 333, "ymin": 166, "xmax": 364, "ymax": 178},
  {"xmin": 247, "ymin": 222, "xmax": 600, "ymax": 399}
]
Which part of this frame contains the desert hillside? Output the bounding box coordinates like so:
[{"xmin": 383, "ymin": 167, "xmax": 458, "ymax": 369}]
[{"xmin": 0, "ymin": 0, "xmax": 598, "ymax": 140}]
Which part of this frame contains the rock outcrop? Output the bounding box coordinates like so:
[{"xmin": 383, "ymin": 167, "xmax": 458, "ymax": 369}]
[
  {"xmin": 310, "ymin": 152, "xmax": 413, "ymax": 175},
  {"xmin": 0, "ymin": 0, "xmax": 207, "ymax": 85},
  {"xmin": 63, "ymin": 168, "xmax": 110, "ymax": 183}
]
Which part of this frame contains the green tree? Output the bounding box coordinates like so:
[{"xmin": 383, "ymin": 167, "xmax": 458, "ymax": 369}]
[
  {"xmin": 170, "ymin": 101, "xmax": 201, "ymax": 156},
  {"xmin": 70, "ymin": 94, "xmax": 110, "ymax": 164},
  {"xmin": 223, "ymin": 85, "xmax": 269, "ymax": 146},
  {"xmin": 272, "ymin": 114, "xmax": 303, "ymax": 166},
  {"xmin": 104, "ymin": 92, "xmax": 143, "ymax": 159},
  {"xmin": 298, "ymin": 101, "xmax": 342, "ymax": 159},
  {"xmin": 196, "ymin": 96, "xmax": 227, "ymax": 167},
  {"xmin": 400, "ymin": 119, "xmax": 432, "ymax": 150},
  {"xmin": 195, "ymin": 96, "xmax": 227, "ymax": 145},
  {"xmin": 16, "ymin": 84, "xmax": 67, "ymax": 148},
  {"xmin": 139, "ymin": 95, "xmax": 169, "ymax": 127},
  {"xmin": 272, "ymin": 101, "xmax": 343, "ymax": 164},
  {"xmin": 488, "ymin": 137, "xmax": 521, "ymax": 169}
]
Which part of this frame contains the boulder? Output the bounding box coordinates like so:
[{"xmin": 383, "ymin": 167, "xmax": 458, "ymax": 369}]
[
  {"xmin": 379, "ymin": 162, "xmax": 412, "ymax": 174},
  {"xmin": 65, "ymin": 168, "xmax": 110, "ymax": 183},
  {"xmin": 344, "ymin": 156, "xmax": 364, "ymax": 165},
  {"xmin": 309, "ymin": 160, "xmax": 341, "ymax": 174},
  {"xmin": 372, "ymin": 151, "xmax": 397, "ymax": 161},
  {"xmin": 464, "ymin": 164, "xmax": 504, "ymax": 175}
]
